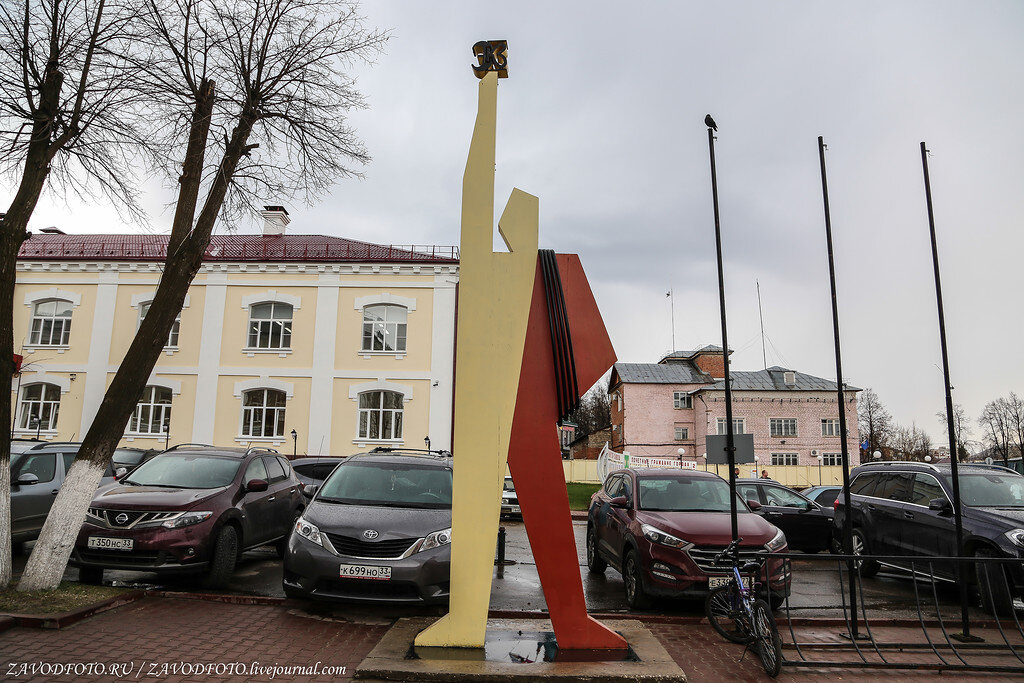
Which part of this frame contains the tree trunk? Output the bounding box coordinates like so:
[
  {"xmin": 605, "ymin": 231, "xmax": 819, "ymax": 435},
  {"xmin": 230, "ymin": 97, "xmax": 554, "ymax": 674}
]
[{"xmin": 16, "ymin": 83, "xmax": 269, "ymax": 592}]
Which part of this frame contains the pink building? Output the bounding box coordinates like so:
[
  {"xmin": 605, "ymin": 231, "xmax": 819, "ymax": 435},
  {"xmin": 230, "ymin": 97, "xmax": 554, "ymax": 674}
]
[{"xmin": 608, "ymin": 346, "xmax": 860, "ymax": 468}]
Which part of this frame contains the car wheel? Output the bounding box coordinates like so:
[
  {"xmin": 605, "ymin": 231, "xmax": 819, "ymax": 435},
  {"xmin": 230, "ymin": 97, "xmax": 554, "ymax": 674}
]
[
  {"xmin": 276, "ymin": 510, "xmax": 301, "ymax": 558},
  {"xmin": 623, "ymin": 549, "xmax": 651, "ymax": 609},
  {"xmin": 78, "ymin": 566, "xmax": 103, "ymax": 585},
  {"xmin": 850, "ymin": 528, "xmax": 880, "ymax": 577},
  {"xmin": 586, "ymin": 527, "xmax": 607, "ymax": 574},
  {"xmin": 202, "ymin": 524, "xmax": 239, "ymax": 589},
  {"xmin": 706, "ymin": 584, "xmax": 750, "ymax": 643},
  {"xmin": 975, "ymin": 547, "xmax": 1013, "ymax": 617}
]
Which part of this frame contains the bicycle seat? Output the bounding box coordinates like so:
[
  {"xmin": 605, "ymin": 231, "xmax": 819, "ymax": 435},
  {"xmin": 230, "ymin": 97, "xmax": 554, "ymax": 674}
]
[{"xmin": 741, "ymin": 560, "xmax": 762, "ymax": 574}]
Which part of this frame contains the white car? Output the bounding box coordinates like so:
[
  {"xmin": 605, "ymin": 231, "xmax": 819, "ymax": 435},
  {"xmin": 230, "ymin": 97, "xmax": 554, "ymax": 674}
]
[{"xmin": 500, "ymin": 476, "xmax": 521, "ymax": 517}]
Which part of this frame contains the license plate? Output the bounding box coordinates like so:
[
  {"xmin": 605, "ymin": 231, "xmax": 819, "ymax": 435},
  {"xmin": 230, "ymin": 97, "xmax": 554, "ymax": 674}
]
[
  {"xmin": 87, "ymin": 536, "xmax": 133, "ymax": 551},
  {"xmin": 339, "ymin": 564, "xmax": 391, "ymax": 580},
  {"xmin": 708, "ymin": 575, "xmax": 752, "ymax": 589}
]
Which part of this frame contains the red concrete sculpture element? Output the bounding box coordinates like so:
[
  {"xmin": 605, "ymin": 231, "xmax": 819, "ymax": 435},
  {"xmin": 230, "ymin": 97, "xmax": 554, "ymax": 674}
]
[{"xmin": 506, "ymin": 252, "xmax": 628, "ymax": 652}]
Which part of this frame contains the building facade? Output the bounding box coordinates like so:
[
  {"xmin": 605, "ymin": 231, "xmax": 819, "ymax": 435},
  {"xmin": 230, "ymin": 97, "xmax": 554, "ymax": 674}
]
[
  {"xmin": 608, "ymin": 346, "xmax": 860, "ymax": 468},
  {"xmin": 11, "ymin": 208, "xmax": 459, "ymax": 456}
]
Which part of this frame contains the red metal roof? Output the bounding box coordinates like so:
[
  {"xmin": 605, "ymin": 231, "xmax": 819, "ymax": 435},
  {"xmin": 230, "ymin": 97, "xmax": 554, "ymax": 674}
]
[{"xmin": 17, "ymin": 233, "xmax": 459, "ymax": 264}]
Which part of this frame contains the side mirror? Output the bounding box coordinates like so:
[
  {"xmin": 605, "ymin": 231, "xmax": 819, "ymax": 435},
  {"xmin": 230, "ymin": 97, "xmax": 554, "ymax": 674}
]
[
  {"xmin": 14, "ymin": 473, "xmax": 39, "ymax": 486},
  {"xmin": 302, "ymin": 484, "xmax": 319, "ymax": 499},
  {"xmin": 928, "ymin": 497, "xmax": 952, "ymax": 513},
  {"xmin": 246, "ymin": 478, "xmax": 269, "ymax": 493},
  {"xmin": 746, "ymin": 499, "xmax": 762, "ymax": 511},
  {"xmin": 114, "ymin": 467, "xmax": 128, "ymax": 479},
  {"xmin": 609, "ymin": 495, "xmax": 628, "ymax": 508}
]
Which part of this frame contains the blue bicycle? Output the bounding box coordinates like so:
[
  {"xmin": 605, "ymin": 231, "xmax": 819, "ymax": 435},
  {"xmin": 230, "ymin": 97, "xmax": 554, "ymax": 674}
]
[{"xmin": 704, "ymin": 537, "xmax": 782, "ymax": 677}]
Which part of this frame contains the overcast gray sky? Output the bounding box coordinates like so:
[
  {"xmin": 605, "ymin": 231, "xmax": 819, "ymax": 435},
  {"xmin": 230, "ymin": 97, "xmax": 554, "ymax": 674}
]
[{"xmin": 13, "ymin": 1, "xmax": 1024, "ymax": 446}]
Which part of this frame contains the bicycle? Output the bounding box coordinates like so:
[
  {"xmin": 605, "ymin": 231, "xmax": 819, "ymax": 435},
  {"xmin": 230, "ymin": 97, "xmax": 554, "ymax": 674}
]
[{"xmin": 704, "ymin": 537, "xmax": 783, "ymax": 677}]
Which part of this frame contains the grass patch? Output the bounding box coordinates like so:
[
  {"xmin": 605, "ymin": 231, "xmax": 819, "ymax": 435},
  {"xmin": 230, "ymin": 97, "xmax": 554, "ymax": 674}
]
[
  {"xmin": 0, "ymin": 582, "xmax": 128, "ymax": 615},
  {"xmin": 566, "ymin": 482, "xmax": 601, "ymax": 510}
]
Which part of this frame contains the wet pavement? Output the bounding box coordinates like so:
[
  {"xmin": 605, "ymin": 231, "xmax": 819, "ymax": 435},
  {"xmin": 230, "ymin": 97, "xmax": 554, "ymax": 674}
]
[{"xmin": 14, "ymin": 520, "xmax": 980, "ymax": 621}]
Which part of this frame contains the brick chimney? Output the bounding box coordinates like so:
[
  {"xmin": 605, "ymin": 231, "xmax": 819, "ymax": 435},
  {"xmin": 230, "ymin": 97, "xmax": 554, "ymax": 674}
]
[
  {"xmin": 693, "ymin": 351, "xmax": 726, "ymax": 379},
  {"xmin": 260, "ymin": 205, "xmax": 290, "ymax": 236}
]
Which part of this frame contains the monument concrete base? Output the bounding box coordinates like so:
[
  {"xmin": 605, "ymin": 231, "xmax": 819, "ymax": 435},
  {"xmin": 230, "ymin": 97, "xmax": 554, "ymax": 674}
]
[{"xmin": 355, "ymin": 617, "xmax": 686, "ymax": 682}]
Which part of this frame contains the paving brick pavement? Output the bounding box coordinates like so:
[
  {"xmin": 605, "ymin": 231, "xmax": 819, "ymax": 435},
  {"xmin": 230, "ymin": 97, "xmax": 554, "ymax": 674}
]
[{"xmin": 0, "ymin": 596, "xmax": 388, "ymax": 682}]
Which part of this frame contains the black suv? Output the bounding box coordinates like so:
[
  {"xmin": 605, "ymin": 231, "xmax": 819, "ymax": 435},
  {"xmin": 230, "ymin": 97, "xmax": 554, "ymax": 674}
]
[{"xmin": 833, "ymin": 461, "xmax": 1024, "ymax": 613}]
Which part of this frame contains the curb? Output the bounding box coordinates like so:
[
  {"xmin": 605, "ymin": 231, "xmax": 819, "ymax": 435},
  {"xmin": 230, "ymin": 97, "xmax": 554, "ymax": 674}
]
[
  {"xmin": 143, "ymin": 590, "xmax": 290, "ymax": 606},
  {"xmin": 0, "ymin": 589, "xmax": 146, "ymax": 630}
]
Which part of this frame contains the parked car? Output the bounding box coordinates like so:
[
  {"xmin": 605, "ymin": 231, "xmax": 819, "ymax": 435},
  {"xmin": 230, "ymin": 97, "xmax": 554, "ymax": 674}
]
[
  {"xmin": 10, "ymin": 442, "xmax": 119, "ymax": 551},
  {"xmin": 735, "ymin": 478, "xmax": 835, "ymax": 553},
  {"xmin": 500, "ymin": 476, "xmax": 521, "ymax": 518},
  {"xmin": 586, "ymin": 468, "xmax": 791, "ymax": 609},
  {"xmin": 290, "ymin": 456, "xmax": 345, "ymax": 488},
  {"xmin": 112, "ymin": 447, "xmax": 162, "ymax": 475},
  {"xmin": 833, "ymin": 461, "xmax": 1024, "ymax": 615},
  {"xmin": 71, "ymin": 445, "xmax": 303, "ymax": 587},
  {"xmin": 798, "ymin": 485, "xmax": 842, "ymax": 508},
  {"xmin": 283, "ymin": 450, "xmax": 453, "ymax": 604}
]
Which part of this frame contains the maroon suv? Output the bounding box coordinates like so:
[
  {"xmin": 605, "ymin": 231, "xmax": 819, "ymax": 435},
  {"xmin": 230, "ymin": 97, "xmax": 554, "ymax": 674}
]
[
  {"xmin": 71, "ymin": 446, "xmax": 303, "ymax": 587},
  {"xmin": 586, "ymin": 468, "xmax": 791, "ymax": 609}
]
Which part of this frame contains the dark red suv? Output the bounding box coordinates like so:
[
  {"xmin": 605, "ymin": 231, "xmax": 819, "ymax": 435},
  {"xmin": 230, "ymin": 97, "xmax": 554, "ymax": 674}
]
[
  {"xmin": 71, "ymin": 445, "xmax": 303, "ymax": 587},
  {"xmin": 586, "ymin": 468, "xmax": 791, "ymax": 609}
]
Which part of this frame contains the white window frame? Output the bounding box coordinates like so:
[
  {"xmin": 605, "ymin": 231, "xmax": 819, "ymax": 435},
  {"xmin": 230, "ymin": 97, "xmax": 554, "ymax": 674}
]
[
  {"xmin": 246, "ymin": 301, "xmax": 294, "ymax": 351},
  {"xmin": 770, "ymin": 418, "xmax": 798, "ymax": 437},
  {"xmin": 357, "ymin": 390, "xmax": 404, "ymax": 442},
  {"xmin": 672, "ymin": 391, "xmax": 692, "ymax": 410},
  {"xmin": 138, "ymin": 301, "xmax": 181, "ymax": 350},
  {"xmin": 674, "ymin": 426, "xmax": 689, "ymax": 441},
  {"xmin": 822, "ymin": 452, "xmax": 842, "ymax": 466},
  {"xmin": 361, "ymin": 304, "xmax": 408, "ymax": 353},
  {"xmin": 18, "ymin": 383, "xmax": 62, "ymax": 431},
  {"xmin": 128, "ymin": 386, "xmax": 173, "ymax": 435},
  {"xmin": 821, "ymin": 418, "xmax": 841, "ymax": 437},
  {"xmin": 240, "ymin": 388, "xmax": 288, "ymax": 439},
  {"xmin": 716, "ymin": 417, "xmax": 746, "ymax": 435},
  {"xmin": 771, "ymin": 452, "xmax": 799, "ymax": 466},
  {"xmin": 28, "ymin": 299, "xmax": 74, "ymax": 347}
]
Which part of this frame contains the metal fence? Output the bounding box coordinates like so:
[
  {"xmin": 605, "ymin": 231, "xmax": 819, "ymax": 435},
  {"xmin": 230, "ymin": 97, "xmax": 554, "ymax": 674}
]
[{"xmin": 772, "ymin": 552, "xmax": 1024, "ymax": 673}]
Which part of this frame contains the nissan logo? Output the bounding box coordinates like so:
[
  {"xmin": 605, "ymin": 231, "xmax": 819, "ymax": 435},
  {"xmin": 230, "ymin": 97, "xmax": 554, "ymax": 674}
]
[
  {"xmin": 363, "ymin": 529, "xmax": 379, "ymax": 540},
  {"xmin": 115, "ymin": 513, "xmax": 129, "ymax": 525}
]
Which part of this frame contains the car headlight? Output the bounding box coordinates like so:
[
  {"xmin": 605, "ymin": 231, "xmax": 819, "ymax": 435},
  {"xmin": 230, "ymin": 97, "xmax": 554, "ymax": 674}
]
[
  {"xmin": 764, "ymin": 528, "xmax": 787, "ymax": 553},
  {"xmin": 641, "ymin": 523, "xmax": 692, "ymax": 550},
  {"xmin": 295, "ymin": 518, "xmax": 324, "ymax": 547},
  {"xmin": 162, "ymin": 511, "xmax": 212, "ymax": 529},
  {"xmin": 1005, "ymin": 529, "xmax": 1024, "ymax": 547},
  {"xmin": 418, "ymin": 527, "xmax": 452, "ymax": 553}
]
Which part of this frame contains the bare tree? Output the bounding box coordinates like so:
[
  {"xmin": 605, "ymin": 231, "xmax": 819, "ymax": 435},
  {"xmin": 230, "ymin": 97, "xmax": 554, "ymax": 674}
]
[
  {"xmin": 17, "ymin": 0, "xmax": 386, "ymax": 591},
  {"xmin": 1007, "ymin": 392, "xmax": 1024, "ymax": 464},
  {"xmin": 569, "ymin": 387, "xmax": 611, "ymax": 436},
  {"xmin": 978, "ymin": 398, "xmax": 1012, "ymax": 467},
  {"xmin": 857, "ymin": 388, "xmax": 892, "ymax": 463},
  {"xmin": 935, "ymin": 403, "xmax": 971, "ymax": 462},
  {"xmin": 0, "ymin": 0, "xmax": 152, "ymax": 588}
]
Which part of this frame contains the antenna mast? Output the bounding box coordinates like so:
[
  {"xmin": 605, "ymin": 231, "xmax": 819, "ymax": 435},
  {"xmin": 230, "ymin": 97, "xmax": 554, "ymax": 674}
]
[{"xmin": 756, "ymin": 280, "xmax": 767, "ymax": 369}]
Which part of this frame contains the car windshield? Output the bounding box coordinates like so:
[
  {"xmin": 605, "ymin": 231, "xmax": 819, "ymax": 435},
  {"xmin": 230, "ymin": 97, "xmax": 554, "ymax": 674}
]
[
  {"xmin": 318, "ymin": 461, "xmax": 452, "ymax": 509},
  {"xmin": 112, "ymin": 448, "xmax": 146, "ymax": 466},
  {"xmin": 951, "ymin": 472, "xmax": 1024, "ymax": 508},
  {"xmin": 123, "ymin": 454, "xmax": 241, "ymax": 489},
  {"xmin": 639, "ymin": 476, "xmax": 744, "ymax": 512}
]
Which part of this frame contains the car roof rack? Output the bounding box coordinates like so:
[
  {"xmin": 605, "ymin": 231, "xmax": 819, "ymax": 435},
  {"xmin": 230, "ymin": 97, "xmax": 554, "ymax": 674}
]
[
  {"xmin": 366, "ymin": 447, "xmax": 453, "ymax": 458},
  {"xmin": 861, "ymin": 460, "xmax": 941, "ymax": 472},
  {"xmin": 244, "ymin": 446, "xmax": 280, "ymax": 456},
  {"xmin": 162, "ymin": 443, "xmax": 214, "ymax": 452},
  {"xmin": 27, "ymin": 441, "xmax": 82, "ymax": 451},
  {"xmin": 966, "ymin": 463, "xmax": 1020, "ymax": 475}
]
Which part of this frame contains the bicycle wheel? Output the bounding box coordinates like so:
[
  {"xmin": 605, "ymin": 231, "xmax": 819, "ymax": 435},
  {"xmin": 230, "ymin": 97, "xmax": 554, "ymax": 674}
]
[
  {"xmin": 752, "ymin": 598, "xmax": 782, "ymax": 678},
  {"xmin": 705, "ymin": 584, "xmax": 750, "ymax": 644}
]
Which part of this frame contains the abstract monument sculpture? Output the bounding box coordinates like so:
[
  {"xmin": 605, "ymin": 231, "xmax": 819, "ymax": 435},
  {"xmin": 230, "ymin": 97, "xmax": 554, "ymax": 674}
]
[{"xmin": 415, "ymin": 41, "xmax": 626, "ymax": 653}]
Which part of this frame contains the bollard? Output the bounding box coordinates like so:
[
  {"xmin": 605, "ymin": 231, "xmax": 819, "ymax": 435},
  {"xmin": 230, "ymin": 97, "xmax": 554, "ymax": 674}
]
[{"xmin": 496, "ymin": 526, "xmax": 506, "ymax": 578}]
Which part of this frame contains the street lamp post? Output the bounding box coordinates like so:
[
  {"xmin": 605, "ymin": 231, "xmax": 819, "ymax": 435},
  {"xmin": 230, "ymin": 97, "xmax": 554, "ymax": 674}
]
[
  {"xmin": 164, "ymin": 416, "xmax": 171, "ymax": 450},
  {"xmin": 30, "ymin": 415, "xmax": 40, "ymax": 440},
  {"xmin": 424, "ymin": 436, "xmax": 431, "ymax": 452},
  {"xmin": 816, "ymin": 453, "xmax": 824, "ymax": 486},
  {"xmin": 291, "ymin": 429, "xmax": 297, "ymax": 458}
]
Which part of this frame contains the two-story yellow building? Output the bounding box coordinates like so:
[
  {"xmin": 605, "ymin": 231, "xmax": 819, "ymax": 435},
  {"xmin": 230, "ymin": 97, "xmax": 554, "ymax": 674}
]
[{"xmin": 11, "ymin": 207, "xmax": 459, "ymax": 456}]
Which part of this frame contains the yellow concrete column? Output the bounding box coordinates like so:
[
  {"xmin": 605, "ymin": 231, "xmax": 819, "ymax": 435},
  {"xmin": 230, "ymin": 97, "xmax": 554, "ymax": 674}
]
[{"xmin": 414, "ymin": 72, "xmax": 538, "ymax": 648}]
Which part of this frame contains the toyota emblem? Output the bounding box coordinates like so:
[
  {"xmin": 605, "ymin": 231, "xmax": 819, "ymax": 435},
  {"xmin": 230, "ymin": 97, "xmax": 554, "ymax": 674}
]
[
  {"xmin": 115, "ymin": 513, "xmax": 129, "ymax": 525},
  {"xmin": 363, "ymin": 529, "xmax": 379, "ymax": 540}
]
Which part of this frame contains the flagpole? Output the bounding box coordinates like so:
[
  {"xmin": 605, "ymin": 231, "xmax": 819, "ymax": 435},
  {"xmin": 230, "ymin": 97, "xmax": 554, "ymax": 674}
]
[{"xmin": 668, "ymin": 288, "xmax": 676, "ymax": 351}]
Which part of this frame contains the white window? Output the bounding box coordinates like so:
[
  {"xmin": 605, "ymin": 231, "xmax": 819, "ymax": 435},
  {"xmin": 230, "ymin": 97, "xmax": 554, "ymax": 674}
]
[
  {"xmin": 129, "ymin": 386, "xmax": 172, "ymax": 435},
  {"xmin": 716, "ymin": 418, "xmax": 746, "ymax": 435},
  {"xmin": 358, "ymin": 390, "xmax": 404, "ymax": 440},
  {"xmin": 672, "ymin": 391, "xmax": 692, "ymax": 409},
  {"xmin": 29, "ymin": 300, "xmax": 73, "ymax": 346},
  {"xmin": 247, "ymin": 302, "xmax": 292, "ymax": 349},
  {"xmin": 138, "ymin": 302, "xmax": 180, "ymax": 348},
  {"xmin": 821, "ymin": 418, "xmax": 841, "ymax": 437},
  {"xmin": 674, "ymin": 426, "xmax": 689, "ymax": 441},
  {"xmin": 822, "ymin": 452, "xmax": 842, "ymax": 466},
  {"xmin": 361, "ymin": 305, "xmax": 408, "ymax": 352},
  {"xmin": 771, "ymin": 453, "xmax": 799, "ymax": 466},
  {"xmin": 770, "ymin": 418, "xmax": 798, "ymax": 437},
  {"xmin": 241, "ymin": 389, "xmax": 287, "ymax": 437},
  {"xmin": 19, "ymin": 383, "xmax": 61, "ymax": 430}
]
